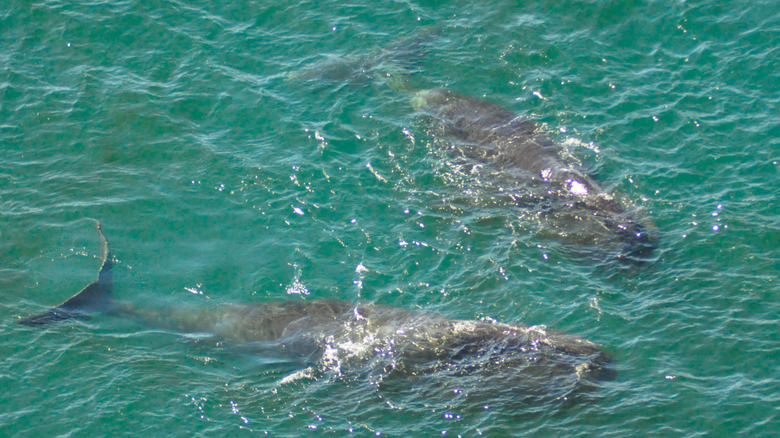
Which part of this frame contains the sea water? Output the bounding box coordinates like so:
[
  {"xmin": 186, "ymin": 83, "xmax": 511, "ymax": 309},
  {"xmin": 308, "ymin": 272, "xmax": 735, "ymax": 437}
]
[{"xmin": 1, "ymin": 0, "xmax": 777, "ymax": 436}]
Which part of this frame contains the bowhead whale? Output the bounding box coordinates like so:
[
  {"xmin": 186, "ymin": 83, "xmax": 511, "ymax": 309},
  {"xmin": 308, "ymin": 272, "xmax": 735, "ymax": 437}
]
[
  {"xmin": 19, "ymin": 222, "xmax": 612, "ymax": 400},
  {"xmin": 413, "ymin": 89, "xmax": 657, "ymax": 263}
]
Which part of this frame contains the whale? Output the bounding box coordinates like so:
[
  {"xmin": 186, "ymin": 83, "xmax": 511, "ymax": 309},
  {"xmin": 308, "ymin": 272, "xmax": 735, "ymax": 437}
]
[
  {"xmin": 413, "ymin": 88, "xmax": 657, "ymax": 263},
  {"xmin": 18, "ymin": 222, "xmax": 613, "ymax": 401}
]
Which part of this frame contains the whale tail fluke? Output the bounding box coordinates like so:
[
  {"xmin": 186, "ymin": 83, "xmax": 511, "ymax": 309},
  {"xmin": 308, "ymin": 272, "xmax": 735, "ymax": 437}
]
[{"xmin": 19, "ymin": 221, "xmax": 114, "ymax": 327}]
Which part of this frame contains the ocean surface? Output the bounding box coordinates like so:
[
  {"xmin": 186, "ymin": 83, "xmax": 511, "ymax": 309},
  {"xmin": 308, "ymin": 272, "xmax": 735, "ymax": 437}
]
[{"xmin": 1, "ymin": 0, "xmax": 778, "ymax": 436}]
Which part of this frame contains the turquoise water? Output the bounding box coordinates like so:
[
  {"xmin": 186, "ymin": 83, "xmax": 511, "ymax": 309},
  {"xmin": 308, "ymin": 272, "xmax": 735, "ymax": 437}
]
[{"xmin": 1, "ymin": 0, "xmax": 778, "ymax": 435}]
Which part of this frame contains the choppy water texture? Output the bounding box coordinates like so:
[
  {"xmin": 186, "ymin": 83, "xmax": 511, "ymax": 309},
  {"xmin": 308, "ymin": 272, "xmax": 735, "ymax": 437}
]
[{"xmin": 1, "ymin": 0, "xmax": 778, "ymax": 436}]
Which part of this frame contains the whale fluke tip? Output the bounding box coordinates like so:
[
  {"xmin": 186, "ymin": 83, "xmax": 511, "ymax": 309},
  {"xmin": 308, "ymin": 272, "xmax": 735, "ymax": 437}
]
[{"xmin": 19, "ymin": 222, "xmax": 114, "ymax": 327}]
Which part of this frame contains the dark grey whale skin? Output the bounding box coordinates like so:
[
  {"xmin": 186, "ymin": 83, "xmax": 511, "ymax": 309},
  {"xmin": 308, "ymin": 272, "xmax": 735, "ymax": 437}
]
[
  {"xmin": 18, "ymin": 224, "xmax": 613, "ymax": 394},
  {"xmin": 413, "ymin": 89, "xmax": 657, "ymax": 263},
  {"xmin": 18, "ymin": 221, "xmax": 115, "ymax": 327}
]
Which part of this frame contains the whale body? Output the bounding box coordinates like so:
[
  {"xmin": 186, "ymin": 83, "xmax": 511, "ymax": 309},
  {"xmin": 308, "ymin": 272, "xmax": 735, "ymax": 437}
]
[
  {"xmin": 18, "ymin": 223, "xmax": 613, "ymax": 400},
  {"xmin": 413, "ymin": 89, "xmax": 657, "ymax": 263}
]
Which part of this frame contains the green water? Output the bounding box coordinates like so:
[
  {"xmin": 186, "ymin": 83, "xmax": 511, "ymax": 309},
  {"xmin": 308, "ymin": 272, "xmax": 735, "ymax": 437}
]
[{"xmin": 1, "ymin": 0, "xmax": 777, "ymax": 436}]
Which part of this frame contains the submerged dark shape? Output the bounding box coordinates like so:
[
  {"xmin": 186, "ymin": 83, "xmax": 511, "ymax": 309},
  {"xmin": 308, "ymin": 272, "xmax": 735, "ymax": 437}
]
[
  {"xmin": 413, "ymin": 89, "xmax": 657, "ymax": 263},
  {"xmin": 18, "ymin": 225, "xmax": 613, "ymax": 400}
]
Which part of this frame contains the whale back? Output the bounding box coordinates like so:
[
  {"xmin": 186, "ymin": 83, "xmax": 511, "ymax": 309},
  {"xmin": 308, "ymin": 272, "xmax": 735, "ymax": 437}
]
[{"xmin": 414, "ymin": 89, "xmax": 658, "ymax": 263}]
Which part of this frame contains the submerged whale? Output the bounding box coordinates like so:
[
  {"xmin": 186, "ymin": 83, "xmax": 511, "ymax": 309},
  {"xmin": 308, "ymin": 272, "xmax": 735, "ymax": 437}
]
[
  {"xmin": 413, "ymin": 89, "xmax": 657, "ymax": 263},
  {"xmin": 19, "ymin": 223, "xmax": 612, "ymax": 401}
]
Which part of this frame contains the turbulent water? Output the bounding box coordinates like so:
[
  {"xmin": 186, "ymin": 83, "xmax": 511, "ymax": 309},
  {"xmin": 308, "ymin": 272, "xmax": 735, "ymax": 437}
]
[{"xmin": 1, "ymin": 0, "xmax": 778, "ymax": 436}]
